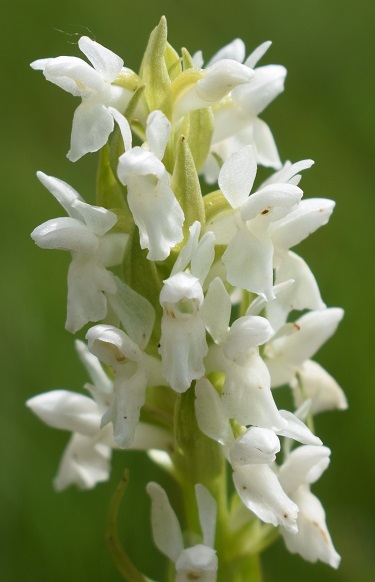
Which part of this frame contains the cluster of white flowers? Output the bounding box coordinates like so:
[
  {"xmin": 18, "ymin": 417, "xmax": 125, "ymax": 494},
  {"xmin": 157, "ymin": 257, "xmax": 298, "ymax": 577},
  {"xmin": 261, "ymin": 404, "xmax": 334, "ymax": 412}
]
[{"xmin": 28, "ymin": 18, "xmax": 346, "ymax": 580}]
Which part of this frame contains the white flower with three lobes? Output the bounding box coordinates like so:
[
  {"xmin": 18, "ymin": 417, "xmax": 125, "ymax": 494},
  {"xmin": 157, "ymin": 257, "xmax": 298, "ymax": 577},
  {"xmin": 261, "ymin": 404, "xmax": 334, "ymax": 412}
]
[
  {"xmin": 195, "ymin": 376, "xmax": 322, "ymax": 533},
  {"xmin": 117, "ymin": 110, "xmax": 185, "ymax": 261},
  {"xmin": 86, "ymin": 324, "xmax": 166, "ymax": 449},
  {"xmin": 30, "ymin": 172, "xmax": 127, "ymax": 333},
  {"xmin": 31, "ymin": 36, "xmax": 135, "ymax": 161},
  {"xmin": 26, "ymin": 340, "xmax": 114, "ymax": 491},
  {"xmin": 147, "ymin": 482, "xmax": 218, "ymax": 581},
  {"xmin": 159, "ymin": 221, "xmax": 215, "ymax": 392},
  {"xmin": 209, "ymin": 145, "xmax": 315, "ymax": 299},
  {"xmin": 278, "ymin": 445, "xmax": 341, "ymax": 568},
  {"xmin": 194, "ymin": 38, "xmax": 286, "ymax": 183}
]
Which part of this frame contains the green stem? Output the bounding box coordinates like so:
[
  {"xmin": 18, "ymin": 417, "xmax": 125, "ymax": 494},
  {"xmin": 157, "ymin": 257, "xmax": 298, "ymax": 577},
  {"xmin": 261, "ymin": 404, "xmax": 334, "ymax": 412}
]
[{"xmin": 106, "ymin": 470, "xmax": 147, "ymax": 582}]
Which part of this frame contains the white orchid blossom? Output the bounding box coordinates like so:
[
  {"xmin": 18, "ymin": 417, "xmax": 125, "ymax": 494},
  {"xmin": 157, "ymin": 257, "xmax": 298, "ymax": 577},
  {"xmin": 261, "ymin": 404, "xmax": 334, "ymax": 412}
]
[
  {"xmin": 208, "ymin": 146, "xmax": 313, "ymax": 299},
  {"xmin": 31, "ymin": 36, "xmax": 134, "ymax": 161},
  {"xmin": 279, "ymin": 445, "xmax": 341, "ymax": 568},
  {"xmin": 30, "ymin": 172, "xmax": 127, "ymax": 333},
  {"xmin": 117, "ymin": 110, "xmax": 184, "ymax": 261},
  {"xmin": 147, "ymin": 482, "xmax": 218, "ymax": 581},
  {"xmin": 86, "ymin": 324, "xmax": 166, "ymax": 448},
  {"xmin": 26, "ymin": 340, "xmax": 115, "ymax": 490},
  {"xmin": 195, "ymin": 376, "xmax": 321, "ymax": 532},
  {"xmin": 173, "ymin": 58, "xmax": 254, "ymax": 121},
  {"xmin": 196, "ymin": 39, "xmax": 286, "ymax": 183},
  {"xmin": 159, "ymin": 222, "xmax": 215, "ymax": 392}
]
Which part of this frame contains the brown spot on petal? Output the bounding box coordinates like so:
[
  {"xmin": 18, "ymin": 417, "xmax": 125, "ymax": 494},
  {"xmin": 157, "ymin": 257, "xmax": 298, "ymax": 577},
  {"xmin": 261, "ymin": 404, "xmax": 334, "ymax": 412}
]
[
  {"xmin": 293, "ymin": 323, "xmax": 301, "ymax": 331},
  {"xmin": 187, "ymin": 573, "xmax": 200, "ymax": 580},
  {"xmin": 284, "ymin": 513, "xmax": 288, "ymax": 518},
  {"xmin": 261, "ymin": 208, "xmax": 270, "ymax": 215}
]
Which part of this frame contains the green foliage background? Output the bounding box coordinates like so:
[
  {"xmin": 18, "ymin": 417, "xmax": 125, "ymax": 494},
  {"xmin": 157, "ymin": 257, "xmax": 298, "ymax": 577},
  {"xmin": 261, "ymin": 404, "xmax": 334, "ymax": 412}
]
[{"xmin": 1, "ymin": 0, "xmax": 374, "ymax": 580}]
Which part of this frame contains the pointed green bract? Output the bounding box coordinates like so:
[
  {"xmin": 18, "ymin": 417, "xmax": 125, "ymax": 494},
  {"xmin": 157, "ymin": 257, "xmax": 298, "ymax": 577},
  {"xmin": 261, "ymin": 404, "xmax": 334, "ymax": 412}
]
[
  {"xmin": 123, "ymin": 227, "xmax": 163, "ymax": 352},
  {"xmin": 165, "ymin": 42, "xmax": 182, "ymax": 81},
  {"xmin": 171, "ymin": 136, "xmax": 205, "ymax": 243},
  {"xmin": 183, "ymin": 107, "xmax": 214, "ymax": 172},
  {"xmin": 96, "ymin": 144, "xmax": 126, "ymax": 210},
  {"xmin": 140, "ymin": 16, "xmax": 170, "ymax": 111}
]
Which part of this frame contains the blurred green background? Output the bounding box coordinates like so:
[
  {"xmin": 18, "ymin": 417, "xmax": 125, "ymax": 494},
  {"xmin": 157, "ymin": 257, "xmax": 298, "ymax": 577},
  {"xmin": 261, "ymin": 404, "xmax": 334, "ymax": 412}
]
[{"xmin": 1, "ymin": 0, "xmax": 374, "ymax": 580}]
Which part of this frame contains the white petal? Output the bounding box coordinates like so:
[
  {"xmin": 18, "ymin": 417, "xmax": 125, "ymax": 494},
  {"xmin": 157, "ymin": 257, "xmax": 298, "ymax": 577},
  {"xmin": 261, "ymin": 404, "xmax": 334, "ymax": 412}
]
[
  {"xmin": 101, "ymin": 369, "xmax": 147, "ymax": 448},
  {"xmin": 233, "ymin": 464, "xmax": 298, "ymax": 533},
  {"xmin": 244, "ymin": 41, "xmax": 272, "ymax": 69},
  {"xmin": 196, "ymin": 59, "xmax": 253, "ymax": 102},
  {"xmin": 41, "ymin": 56, "xmax": 104, "ymax": 95},
  {"xmin": 36, "ymin": 171, "xmax": 83, "ymax": 218},
  {"xmin": 146, "ymin": 482, "xmax": 184, "ymax": 562},
  {"xmin": 266, "ymin": 308, "xmax": 344, "ymax": 387},
  {"xmin": 160, "ymin": 313, "xmax": 207, "ymax": 392},
  {"xmin": 292, "ymin": 360, "xmax": 347, "ymax": 415},
  {"xmin": 233, "ymin": 65, "xmax": 287, "ymax": 116},
  {"xmin": 26, "ymin": 390, "xmax": 100, "ymax": 436},
  {"xmin": 268, "ymin": 251, "xmax": 325, "ymax": 331},
  {"xmin": 74, "ymin": 340, "xmax": 113, "ymax": 396},
  {"xmin": 191, "ymin": 231, "xmax": 215, "ymax": 284},
  {"xmin": 281, "ymin": 486, "xmax": 341, "ymax": 568},
  {"xmin": 106, "ymin": 275, "xmax": 155, "ymax": 350},
  {"xmin": 86, "ymin": 324, "xmax": 142, "ymax": 369},
  {"xmin": 195, "ymin": 484, "xmax": 217, "ymax": 548},
  {"xmin": 195, "ymin": 378, "xmax": 234, "ymax": 446},
  {"xmin": 78, "ymin": 36, "xmax": 123, "ymax": 83},
  {"xmin": 31, "ymin": 217, "xmax": 98, "ymax": 253},
  {"xmin": 96, "ymin": 232, "xmax": 128, "ymax": 267},
  {"xmin": 202, "ymin": 277, "xmax": 231, "ymax": 344},
  {"xmin": 206, "ymin": 38, "xmax": 246, "ymax": 66},
  {"xmin": 253, "ymin": 118, "xmax": 281, "ymax": 169},
  {"xmin": 72, "ymin": 200, "xmax": 117, "ymax": 236},
  {"xmin": 278, "ymin": 410, "xmax": 322, "ymax": 445},
  {"xmin": 223, "ymin": 316, "xmax": 274, "ymax": 360},
  {"xmin": 240, "ymin": 183, "xmax": 302, "ymax": 222},
  {"xmin": 118, "ymin": 147, "xmax": 166, "ymax": 181},
  {"xmin": 230, "ymin": 427, "xmax": 280, "ymax": 466},
  {"xmin": 223, "ymin": 225, "xmax": 274, "ymax": 299},
  {"xmin": 146, "ymin": 110, "xmax": 172, "ymax": 160},
  {"xmin": 108, "ymin": 106, "xmax": 132, "ymax": 151},
  {"xmin": 221, "ymin": 352, "xmax": 287, "ymax": 431},
  {"xmin": 261, "ymin": 159, "xmax": 314, "ymax": 187},
  {"xmin": 175, "ymin": 545, "xmax": 218, "ymax": 580},
  {"xmin": 279, "ymin": 446, "xmax": 331, "ymax": 494},
  {"xmin": 54, "ymin": 433, "xmax": 111, "ymax": 491},
  {"xmin": 66, "ymin": 256, "xmax": 116, "ymax": 333},
  {"xmin": 270, "ymin": 198, "xmax": 335, "ymax": 251},
  {"xmin": 171, "ymin": 221, "xmax": 201, "ymax": 276},
  {"xmin": 125, "ymin": 174, "xmax": 184, "ymax": 261},
  {"xmin": 218, "ymin": 145, "xmax": 257, "ymax": 209},
  {"xmin": 68, "ymin": 101, "xmax": 114, "ymax": 162}
]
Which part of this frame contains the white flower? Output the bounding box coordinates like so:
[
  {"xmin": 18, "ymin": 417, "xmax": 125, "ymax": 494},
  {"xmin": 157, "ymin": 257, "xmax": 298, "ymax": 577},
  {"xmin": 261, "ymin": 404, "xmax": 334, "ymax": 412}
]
[
  {"xmin": 195, "ymin": 375, "xmax": 321, "ymax": 533},
  {"xmin": 279, "ymin": 445, "xmax": 341, "ymax": 568},
  {"xmin": 31, "ymin": 36, "xmax": 133, "ymax": 161},
  {"xmin": 117, "ymin": 110, "xmax": 184, "ymax": 261},
  {"xmin": 31, "ymin": 172, "xmax": 127, "ymax": 333},
  {"xmin": 86, "ymin": 324, "xmax": 165, "ymax": 448},
  {"xmin": 197, "ymin": 39, "xmax": 286, "ymax": 183},
  {"xmin": 264, "ymin": 307, "xmax": 344, "ymax": 388},
  {"xmin": 159, "ymin": 222, "xmax": 215, "ymax": 392},
  {"xmin": 203, "ymin": 277, "xmax": 286, "ymax": 430},
  {"xmin": 173, "ymin": 58, "xmax": 254, "ymax": 121},
  {"xmin": 209, "ymin": 146, "xmax": 312, "ymax": 299},
  {"xmin": 26, "ymin": 340, "xmax": 114, "ymax": 490},
  {"xmin": 147, "ymin": 482, "xmax": 218, "ymax": 581}
]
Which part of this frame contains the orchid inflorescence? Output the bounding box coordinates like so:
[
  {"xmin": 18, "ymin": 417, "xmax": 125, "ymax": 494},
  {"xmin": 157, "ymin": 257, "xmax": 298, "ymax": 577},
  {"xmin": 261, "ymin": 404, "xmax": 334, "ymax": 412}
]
[{"xmin": 28, "ymin": 17, "xmax": 346, "ymax": 581}]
